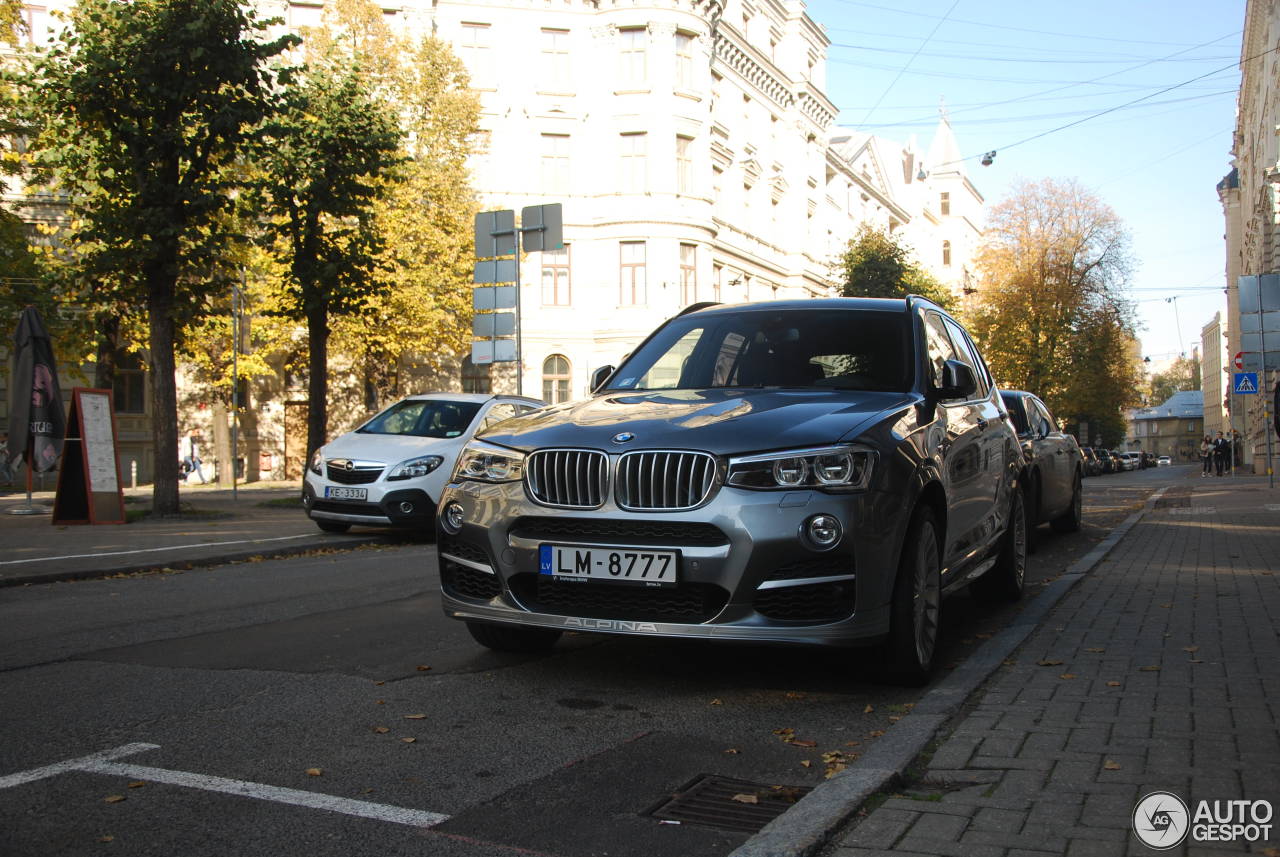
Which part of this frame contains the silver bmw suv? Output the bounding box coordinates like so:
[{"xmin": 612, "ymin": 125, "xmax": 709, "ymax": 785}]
[{"xmin": 436, "ymin": 297, "xmax": 1026, "ymax": 683}]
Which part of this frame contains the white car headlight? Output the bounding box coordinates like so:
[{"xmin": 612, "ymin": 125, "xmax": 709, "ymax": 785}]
[
  {"xmin": 309, "ymin": 449, "xmax": 324, "ymax": 475},
  {"xmin": 387, "ymin": 455, "xmax": 444, "ymax": 481},
  {"xmin": 453, "ymin": 440, "xmax": 526, "ymax": 483},
  {"xmin": 727, "ymin": 445, "xmax": 876, "ymax": 492}
]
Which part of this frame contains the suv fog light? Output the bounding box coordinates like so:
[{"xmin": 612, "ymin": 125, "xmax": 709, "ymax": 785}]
[
  {"xmin": 441, "ymin": 501, "xmax": 465, "ymax": 534},
  {"xmin": 399, "ymin": 501, "xmax": 415, "ymax": 514},
  {"xmin": 803, "ymin": 514, "xmax": 842, "ymax": 550}
]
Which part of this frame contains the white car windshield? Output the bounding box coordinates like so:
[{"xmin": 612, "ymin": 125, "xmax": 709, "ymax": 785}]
[{"xmin": 357, "ymin": 400, "xmax": 482, "ymax": 439}]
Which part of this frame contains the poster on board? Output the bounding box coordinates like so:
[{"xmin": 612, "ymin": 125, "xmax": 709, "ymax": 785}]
[{"xmin": 53, "ymin": 388, "xmax": 125, "ymax": 525}]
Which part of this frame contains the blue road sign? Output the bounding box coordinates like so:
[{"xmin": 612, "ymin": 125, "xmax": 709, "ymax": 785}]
[{"xmin": 1233, "ymin": 372, "xmax": 1259, "ymax": 395}]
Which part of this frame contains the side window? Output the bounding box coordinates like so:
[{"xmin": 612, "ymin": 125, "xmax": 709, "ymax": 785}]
[
  {"xmin": 481, "ymin": 402, "xmax": 519, "ymax": 432},
  {"xmin": 1034, "ymin": 399, "xmax": 1057, "ymax": 435},
  {"xmin": 922, "ymin": 312, "xmax": 958, "ymax": 389},
  {"xmin": 942, "ymin": 317, "xmax": 988, "ymax": 398}
]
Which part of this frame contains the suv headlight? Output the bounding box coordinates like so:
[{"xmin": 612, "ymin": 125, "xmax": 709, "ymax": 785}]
[
  {"xmin": 727, "ymin": 445, "xmax": 876, "ymax": 492},
  {"xmin": 453, "ymin": 440, "xmax": 526, "ymax": 483},
  {"xmin": 309, "ymin": 449, "xmax": 324, "ymax": 475},
  {"xmin": 387, "ymin": 455, "xmax": 444, "ymax": 481}
]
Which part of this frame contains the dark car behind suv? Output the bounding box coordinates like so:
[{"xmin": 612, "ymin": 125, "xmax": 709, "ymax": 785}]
[
  {"xmin": 999, "ymin": 390, "xmax": 1083, "ymax": 536},
  {"xmin": 436, "ymin": 297, "xmax": 1027, "ymax": 684}
]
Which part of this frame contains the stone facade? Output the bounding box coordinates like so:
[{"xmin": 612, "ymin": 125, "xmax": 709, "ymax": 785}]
[{"xmin": 1220, "ymin": 0, "xmax": 1280, "ymax": 475}]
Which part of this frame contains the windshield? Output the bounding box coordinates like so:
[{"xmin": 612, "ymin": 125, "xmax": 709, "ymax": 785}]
[
  {"xmin": 357, "ymin": 399, "xmax": 482, "ymax": 438},
  {"xmin": 605, "ymin": 308, "xmax": 912, "ymax": 393}
]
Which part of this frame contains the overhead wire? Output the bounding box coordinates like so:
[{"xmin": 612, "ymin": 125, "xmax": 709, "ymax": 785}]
[{"xmin": 855, "ymin": 0, "xmax": 962, "ymax": 129}]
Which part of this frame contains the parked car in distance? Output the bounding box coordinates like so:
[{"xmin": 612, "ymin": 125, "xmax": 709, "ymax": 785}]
[
  {"xmin": 1119, "ymin": 451, "xmax": 1141, "ymax": 471},
  {"xmin": 999, "ymin": 390, "xmax": 1083, "ymax": 535},
  {"xmin": 302, "ymin": 393, "xmax": 545, "ymax": 534},
  {"xmin": 436, "ymin": 297, "xmax": 1028, "ymax": 685},
  {"xmin": 1108, "ymin": 450, "xmax": 1126, "ymax": 473},
  {"xmin": 1157, "ymin": 455, "xmax": 1172, "ymax": 466},
  {"xmin": 1080, "ymin": 447, "xmax": 1102, "ymax": 477},
  {"xmin": 1094, "ymin": 448, "xmax": 1114, "ymax": 474}
]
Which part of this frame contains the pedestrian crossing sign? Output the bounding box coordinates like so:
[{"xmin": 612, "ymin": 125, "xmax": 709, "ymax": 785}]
[{"xmin": 1233, "ymin": 372, "xmax": 1259, "ymax": 395}]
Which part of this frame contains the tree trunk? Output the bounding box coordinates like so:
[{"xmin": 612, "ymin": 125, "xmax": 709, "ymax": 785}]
[
  {"xmin": 93, "ymin": 314, "xmax": 120, "ymax": 391},
  {"xmin": 148, "ymin": 274, "xmax": 181, "ymax": 516},
  {"xmin": 306, "ymin": 302, "xmax": 329, "ymax": 460},
  {"xmin": 211, "ymin": 399, "xmax": 233, "ymax": 487}
]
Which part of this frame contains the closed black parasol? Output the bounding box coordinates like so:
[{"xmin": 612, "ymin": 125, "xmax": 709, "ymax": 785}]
[{"xmin": 7, "ymin": 306, "xmax": 66, "ymax": 476}]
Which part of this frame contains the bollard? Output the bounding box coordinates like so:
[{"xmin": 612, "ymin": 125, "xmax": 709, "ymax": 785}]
[{"xmin": 130, "ymin": 459, "xmax": 137, "ymax": 489}]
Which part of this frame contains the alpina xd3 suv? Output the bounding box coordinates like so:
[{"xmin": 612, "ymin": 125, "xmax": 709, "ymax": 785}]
[{"xmin": 436, "ymin": 297, "xmax": 1027, "ymax": 683}]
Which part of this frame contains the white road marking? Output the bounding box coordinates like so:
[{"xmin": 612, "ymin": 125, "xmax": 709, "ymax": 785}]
[
  {"xmin": 0, "ymin": 534, "xmax": 315, "ymax": 566},
  {"xmin": 0, "ymin": 744, "xmax": 448, "ymax": 828},
  {"xmin": 0, "ymin": 743, "xmax": 160, "ymax": 789}
]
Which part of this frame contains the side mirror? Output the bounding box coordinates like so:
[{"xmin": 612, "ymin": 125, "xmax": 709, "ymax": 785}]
[
  {"xmin": 935, "ymin": 360, "xmax": 977, "ymax": 400},
  {"xmin": 1037, "ymin": 418, "xmax": 1051, "ymax": 440},
  {"xmin": 590, "ymin": 365, "xmax": 615, "ymax": 393}
]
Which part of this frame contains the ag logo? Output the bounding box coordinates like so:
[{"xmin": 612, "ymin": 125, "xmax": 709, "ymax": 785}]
[{"xmin": 1132, "ymin": 791, "xmax": 1190, "ymax": 849}]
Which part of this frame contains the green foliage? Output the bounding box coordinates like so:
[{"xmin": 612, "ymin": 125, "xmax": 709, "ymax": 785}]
[
  {"xmin": 14, "ymin": 0, "xmax": 297, "ymax": 513},
  {"xmin": 836, "ymin": 224, "xmax": 956, "ymax": 310},
  {"xmin": 967, "ymin": 178, "xmax": 1142, "ymax": 437},
  {"xmin": 1147, "ymin": 354, "xmax": 1200, "ymax": 405}
]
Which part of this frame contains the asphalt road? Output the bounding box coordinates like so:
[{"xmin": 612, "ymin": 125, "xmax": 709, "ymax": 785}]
[{"xmin": 0, "ymin": 466, "xmax": 1182, "ymax": 857}]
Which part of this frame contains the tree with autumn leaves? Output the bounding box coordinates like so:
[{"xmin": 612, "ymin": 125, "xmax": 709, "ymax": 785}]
[
  {"xmin": 9, "ymin": 0, "xmax": 479, "ymax": 508},
  {"xmin": 965, "ymin": 178, "xmax": 1143, "ymax": 446}
]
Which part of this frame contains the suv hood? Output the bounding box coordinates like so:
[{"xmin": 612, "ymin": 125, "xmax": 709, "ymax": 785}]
[
  {"xmin": 480, "ymin": 389, "xmax": 915, "ymax": 456},
  {"xmin": 322, "ymin": 430, "xmax": 458, "ymax": 464}
]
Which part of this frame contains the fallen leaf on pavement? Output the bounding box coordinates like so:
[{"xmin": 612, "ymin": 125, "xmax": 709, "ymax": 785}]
[
  {"xmin": 373, "ymin": 726, "xmax": 390, "ymax": 734},
  {"xmin": 863, "ymin": 703, "xmax": 874, "ymax": 714},
  {"xmin": 306, "ymin": 768, "xmax": 323, "ymax": 777},
  {"xmin": 1084, "ymin": 647, "xmax": 1105, "ymax": 653},
  {"xmin": 731, "ymin": 794, "xmax": 759, "ymax": 804},
  {"xmin": 1103, "ymin": 760, "xmax": 1121, "ymax": 771},
  {"xmin": 710, "ymin": 699, "xmax": 723, "ymax": 705},
  {"xmin": 1037, "ymin": 659, "xmax": 1064, "ymax": 666},
  {"xmin": 401, "ymin": 737, "xmax": 416, "ymax": 743},
  {"xmin": 800, "ymin": 760, "xmax": 812, "ymax": 768},
  {"xmin": 724, "ymin": 748, "xmax": 740, "ymax": 755},
  {"xmin": 785, "ymin": 692, "xmax": 806, "ymax": 700},
  {"xmin": 1159, "ymin": 603, "xmax": 1172, "ymax": 608},
  {"xmin": 1182, "ymin": 646, "xmax": 1199, "ymax": 653},
  {"xmin": 104, "ymin": 795, "xmax": 125, "ymax": 804},
  {"xmin": 1139, "ymin": 665, "xmax": 1161, "ymax": 672},
  {"xmin": 98, "ymin": 836, "xmax": 114, "ymax": 843},
  {"xmin": 403, "ymin": 714, "xmax": 427, "ymax": 720},
  {"xmin": 127, "ymin": 781, "xmax": 146, "ymax": 789},
  {"xmin": 791, "ymin": 739, "xmax": 818, "ymax": 748},
  {"xmin": 1059, "ymin": 674, "xmax": 1076, "ymax": 680},
  {"xmin": 1106, "ymin": 681, "xmax": 1121, "ymax": 687},
  {"xmin": 868, "ymin": 730, "xmax": 886, "ymax": 738},
  {"xmin": 416, "ymin": 665, "xmax": 432, "ymax": 672}
]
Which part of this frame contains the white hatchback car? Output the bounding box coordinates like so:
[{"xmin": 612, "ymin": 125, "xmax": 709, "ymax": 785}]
[{"xmin": 302, "ymin": 393, "xmax": 544, "ymax": 534}]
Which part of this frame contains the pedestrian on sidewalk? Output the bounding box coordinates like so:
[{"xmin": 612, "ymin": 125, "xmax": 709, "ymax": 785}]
[
  {"xmin": 1200, "ymin": 435, "xmax": 1213, "ymax": 476},
  {"xmin": 1213, "ymin": 430, "xmax": 1231, "ymax": 476},
  {"xmin": 180, "ymin": 431, "xmax": 206, "ymax": 484}
]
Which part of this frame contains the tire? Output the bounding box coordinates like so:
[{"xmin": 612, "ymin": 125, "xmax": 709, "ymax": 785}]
[
  {"xmin": 1050, "ymin": 471, "xmax": 1083, "ymax": 533},
  {"xmin": 877, "ymin": 507, "xmax": 942, "ymax": 686},
  {"xmin": 972, "ymin": 483, "xmax": 1027, "ymax": 602},
  {"xmin": 466, "ymin": 621, "xmax": 562, "ymax": 653},
  {"xmin": 315, "ymin": 520, "xmax": 351, "ymax": 534}
]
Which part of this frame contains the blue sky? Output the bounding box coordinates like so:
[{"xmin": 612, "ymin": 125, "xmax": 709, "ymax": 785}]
[{"xmin": 802, "ymin": 0, "xmax": 1244, "ymax": 365}]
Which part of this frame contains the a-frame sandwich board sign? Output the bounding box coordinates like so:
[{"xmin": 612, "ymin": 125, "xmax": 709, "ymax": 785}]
[{"xmin": 53, "ymin": 388, "xmax": 125, "ymax": 525}]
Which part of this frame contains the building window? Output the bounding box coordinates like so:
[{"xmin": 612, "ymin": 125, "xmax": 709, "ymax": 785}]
[
  {"xmin": 461, "ymin": 356, "xmax": 492, "ymax": 394},
  {"xmin": 620, "ymin": 241, "xmax": 646, "ymax": 305},
  {"xmin": 619, "ymin": 26, "xmax": 647, "ymax": 85},
  {"xmin": 942, "ymin": 240, "xmax": 952, "ymax": 267},
  {"xmin": 676, "ymin": 135, "xmax": 693, "ymax": 195},
  {"xmin": 459, "ymin": 22, "xmax": 494, "ymax": 88},
  {"xmin": 543, "ymin": 354, "xmax": 571, "ymax": 404},
  {"xmin": 619, "ymin": 132, "xmax": 647, "ymax": 193},
  {"xmin": 940, "ymin": 191, "xmax": 950, "ymax": 216},
  {"xmin": 713, "ymin": 263, "xmax": 723, "ymax": 302},
  {"xmin": 540, "ymin": 133, "xmax": 570, "ymax": 194},
  {"xmin": 113, "ymin": 353, "xmax": 147, "ymax": 414},
  {"xmin": 541, "ymin": 28, "xmax": 571, "ymax": 90},
  {"xmin": 680, "ymin": 244, "xmax": 697, "ymax": 304},
  {"xmin": 541, "ymin": 245, "xmax": 571, "ymax": 306},
  {"xmin": 674, "ymin": 31, "xmax": 694, "ymax": 90}
]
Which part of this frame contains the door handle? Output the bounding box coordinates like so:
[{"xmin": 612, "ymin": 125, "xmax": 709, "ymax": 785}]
[{"xmin": 977, "ymin": 417, "xmax": 988, "ymax": 431}]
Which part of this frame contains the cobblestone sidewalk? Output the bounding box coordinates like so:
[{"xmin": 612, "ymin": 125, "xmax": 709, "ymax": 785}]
[{"xmin": 830, "ymin": 482, "xmax": 1280, "ymax": 857}]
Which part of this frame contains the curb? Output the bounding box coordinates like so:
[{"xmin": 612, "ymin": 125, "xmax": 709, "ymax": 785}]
[
  {"xmin": 728, "ymin": 485, "xmax": 1171, "ymax": 857},
  {"xmin": 0, "ymin": 534, "xmax": 393, "ymax": 588}
]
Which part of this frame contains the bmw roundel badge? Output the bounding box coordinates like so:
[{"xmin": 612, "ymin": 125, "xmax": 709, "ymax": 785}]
[{"xmin": 612, "ymin": 432, "xmax": 636, "ymax": 444}]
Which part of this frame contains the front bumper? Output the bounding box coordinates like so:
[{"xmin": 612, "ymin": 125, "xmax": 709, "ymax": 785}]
[
  {"xmin": 435, "ymin": 478, "xmax": 905, "ymax": 648},
  {"xmin": 302, "ymin": 477, "xmax": 436, "ymax": 529}
]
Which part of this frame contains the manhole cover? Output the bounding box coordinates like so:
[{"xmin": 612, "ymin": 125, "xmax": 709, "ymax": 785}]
[{"xmin": 648, "ymin": 775, "xmax": 812, "ymax": 833}]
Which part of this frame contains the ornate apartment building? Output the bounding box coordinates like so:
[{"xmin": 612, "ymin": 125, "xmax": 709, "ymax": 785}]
[
  {"xmin": 1219, "ymin": 0, "xmax": 1280, "ymax": 474},
  {"xmin": 6, "ymin": 0, "xmax": 983, "ymax": 482}
]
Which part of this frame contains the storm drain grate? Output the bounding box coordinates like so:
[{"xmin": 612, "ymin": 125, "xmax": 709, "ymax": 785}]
[{"xmin": 648, "ymin": 775, "xmax": 812, "ymax": 833}]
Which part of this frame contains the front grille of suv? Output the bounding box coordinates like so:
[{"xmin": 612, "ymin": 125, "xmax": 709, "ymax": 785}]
[
  {"xmin": 326, "ymin": 463, "xmax": 383, "ymax": 485},
  {"xmin": 526, "ymin": 449, "xmax": 609, "ymax": 508},
  {"xmin": 507, "ymin": 574, "xmax": 729, "ymax": 623},
  {"xmin": 616, "ymin": 450, "xmax": 718, "ymax": 511}
]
